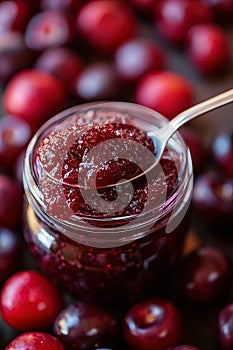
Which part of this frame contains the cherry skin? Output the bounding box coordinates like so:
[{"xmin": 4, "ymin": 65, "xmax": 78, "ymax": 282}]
[
  {"xmin": 0, "ymin": 270, "xmax": 63, "ymax": 330},
  {"xmin": 155, "ymin": 0, "xmax": 213, "ymax": 46},
  {"xmin": 218, "ymin": 304, "xmax": 233, "ymax": 350},
  {"xmin": 114, "ymin": 38, "xmax": 165, "ymax": 84},
  {"xmin": 76, "ymin": 0, "xmax": 137, "ymax": 54},
  {"xmin": 123, "ymin": 299, "xmax": 183, "ymax": 350},
  {"xmin": 0, "ymin": 0, "xmax": 32, "ymax": 33},
  {"xmin": 3, "ymin": 69, "xmax": 67, "ymax": 131},
  {"xmin": 40, "ymin": 0, "xmax": 81, "ymax": 12},
  {"xmin": 0, "ymin": 31, "xmax": 35, "ymax": 84},
  {"xmin": 53, "ymin": 302, "xmax": 118, "ymax": 349},
  {"xmin": 180, "ymin": 126, "xmax": 205, "ymax": 174},
  {"xmin": 0, "ymin": 174, "xmax": 22, "ymax": 229},
  {"xmin": 72, "ymin": 62, "xmax": 120, "ymax": 101},
  {"xmin": 25, "ymin": 9, "xmax": 74, "ymax": 51},
  {"xmin": 5, "ymin": 332, "xmax": 65, "ymax": 350},
  {"xmin": 35, "ymin": 47, "xmax": 83, "ymax": 93},
  {"xmin": 134, "ymin": 70, "xmax": 194, "ymax": 119},
  {"xmin": 186, "ymin": 23, "xmax": 231, "ymax": 76},
  {"xmin": 0, "ymin": 114, "xmax": 31, "ymax": 172},
  {"xmin": 0, "ymin": 228, "xmax": 22, "ymax": 283},
  {"xmin": 174, "ymin": 246, "xmax": 231, "ymax": 304},
  {"xmin": 129, "ymin": 0, "xmax": 158, "ymax": 16},
  {"xmin": 212, "ymin": 131, "xmax": 233, "ymax": 177},
  {"xmin": 192, "ymin": 171, "xmax": 233, "ymax": 227}
]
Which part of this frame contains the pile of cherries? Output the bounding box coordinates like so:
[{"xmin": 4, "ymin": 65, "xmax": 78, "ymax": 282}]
[{"xmin": 0, "ymin": 0, "xmax": 233, "ymax": 349}]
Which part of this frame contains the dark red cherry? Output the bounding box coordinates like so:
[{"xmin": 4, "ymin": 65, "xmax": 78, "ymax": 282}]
[
  {"xmin": 180, "ymin": 126, "xmax": 205, "ymax": 174},
  {"xmin": 35, "ymin": 47, "xmax": 83, "ymax": 93},
  {"xmin": 0, "ymin": 174, "xmax": 22, "ymax": 229},
  {"xmin": 0, "ymin": 114, "xmax": 31, "ymax": 171},
  {"xmin": 0, "ymin": 0, "xmax": 32, "ymax": 33},
  {"xmin": 174, "ymin": 246, "xmax": 231, "ymax": 304},
  {"xmin": 53, "ymin": 302, "xmax": 118, "ymax": 350},
  {"xmin": 186, "ymin": 23, "xmax": 231, "ymax": 76},
  {"xmin": 0, "ymin": 31, "xmax": 35, "ymax": 84},
  {"xmin": 0, "ymin": 270, "xmax": 63, "ymax": 330},
  {"xmin": 25, "ymin": 9, "xmax": 74, "ymax": 51},
  {"xmin": 155, "ymin": 0, "xmax": 213, "ymax": 46},
  {"xmin": 5, "ymin": 332, "xmax": 65, "ymax": 350},
  {"xmin": 129, "ymin": 0, "xmax": 158, "ymax": 16},
  {"xmin": 114, "ymin": 38, "xmax": 165, "ymax": 84},
  {"xmin": 72, "ymin": 62, "xmax": 120, "ymax": 101},
  {"xmin": 192, "ymin": 171, "xmax": 233, "ymax": 227},
  {"xmin": 134, "ymin": 70, "xmax": 194, "ymax": 119},
  {"xmin": 212, "ymin": 131, "xmax": 233, "ymax": 177},
  {"xmin": 218, "ymin": 304, "xmax": 233, "ymax": 350},
  {"xmin": 0, "ymin": 228, "xmax": 22, "ymax": 283},
  {"xmin": 123, "ymin": 299, "xmax": 183, "ymax": 350},
  {"xmin": 76, "ymin": 0, "xmax": 137, "ymax": 54}
]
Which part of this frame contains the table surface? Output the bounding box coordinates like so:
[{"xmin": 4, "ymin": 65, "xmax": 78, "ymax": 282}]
[{"xmin": 0, "ymin": 17, "xmax": 233, "ymax": 350}]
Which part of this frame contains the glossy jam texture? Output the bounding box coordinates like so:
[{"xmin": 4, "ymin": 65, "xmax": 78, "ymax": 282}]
[{"xmin": 24, "ymin": 109, "xmax": 188, "ymax": 304}]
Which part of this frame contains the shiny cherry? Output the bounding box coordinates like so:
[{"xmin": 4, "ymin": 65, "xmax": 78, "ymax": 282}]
[
  {"xmin": 186, "ymin": 23, "xmax": 231, "ymax": 76},
  {"xmin": 218, "ymin": 304, "xmax": 233, "ymax": 350},
  {"xmin": 0, "ymin": 228, "xmax": 22, "ymax": 283},
  {"xmin": 76, "ymin": 0, "xmax": 137, "ymax": 54},
  {"xmin": 134, "ymin": 70, "xmax": 194, "ymax": 119},
  {"xmin": 5, "ymin": 332, "xmax": 65, "ymax": 350},
  {"xmin": 192, "ymin": 171, "xmax": 233, "ymax": 227},
  {"xmin": 25, "ymin": 9, "xmax": 74, "ymax": 51},
  {"xmin": 155, "ymin": 0, "xmax": 213, "ymax": 46},
  {"xmin": 3, "ymin": 69, "xmax": 67, "ymax": 131},
  {"xmin": 72, "ymin": 62, "xmax": 120, "ymax": 101},
  {"xmin": 174, "ymin": 246, "xmax": 231, "ymax": 304},
  {"xmin": 53, "ymin": 302, "xmax": 118, "ymax": 350},
  {"xmin": 0, "ymin": 0, "xmax": 32, "ymax": 33},
  {"xmin": 212, "ymin": 131, "xmax": 233, "ymax": 177},
  {"xmin": 35, "ymin": 47, "xmax": 83, "ymax": 92},
  {"xmin": 0, "ymin": 174, "xmax": 22, "ymax": 229},
  {"xmin": 0, "ymin": 114, "xmax": 31, "ymax": 171},
  {"xmin": 0, "ymin": 270, "xmax": 63, "ymax": 330},
  {"xmin": 40, "ymin": 0, "xmax": 81, "ymax": 12},
  {"xmin": 114, "ymin": 38, "xmax": 165, "ymax": 84},
  {"xmin": 123, "ymin": 299, "xmax": 183, "ymax": 350}
]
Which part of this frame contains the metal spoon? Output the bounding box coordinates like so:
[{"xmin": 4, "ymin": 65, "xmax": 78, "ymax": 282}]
[{"xmin": 122, "ymin": 88, "xmax": 233, "ymax": 184}]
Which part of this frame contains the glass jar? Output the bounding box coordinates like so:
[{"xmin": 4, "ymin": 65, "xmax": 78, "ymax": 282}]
[{"xmin": 23, "ymin": 101, "xmax": 193, "ymax": 305}]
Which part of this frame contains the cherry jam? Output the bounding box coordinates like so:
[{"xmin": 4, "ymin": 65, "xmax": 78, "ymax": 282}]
[{"xmin": 23, "ymin": 102, "xmax": 193, "ymax": 305}]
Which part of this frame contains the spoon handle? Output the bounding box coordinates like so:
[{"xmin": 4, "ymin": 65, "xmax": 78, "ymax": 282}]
[{"xmin": 159, "ymin": 88, "xmax": 233, "ymax": 143}]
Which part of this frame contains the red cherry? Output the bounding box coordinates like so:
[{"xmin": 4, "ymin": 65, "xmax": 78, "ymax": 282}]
[
  {"xmin": 0, "ymin": 270, "xmax": 63, "ymax": 330},
  {"xmin": 174, "ymin": 246, "xmax": 231, "ymax": 304},
  {"xmin": 114, "ymin": 38, "xmax": 165, "ymax": 84},
  {"xmin": 0, "ymin": 0, "xmax": 32, "ymax": 33},
  {"xmin": 202, "ymin": 0, "xmax": 233, "ymax": 23},
  {"xmin": 123, "ymin": 298, "xmax": 183, "ymax": 350},
  {"xmin": 40, "ymin": 0, "xmax": 81, "ymax": 12},
  {"xmin": 186, "ymin": 23, "xmax": 231, "ymax": 76},
  {"xmin": 35, "ymin": 47, "xmax": 83, "ymax": 93},
  {"xmin": 218, "ymin": 304, "xmax": 233, "ymax": 350},
  {"xmin": 0, "ymin": 174, "xmax": 22, "ymax": 229},
  {"xmin": 0, "ymin": 31, "xmax": 35, "ymax": 84},
  {"xmin": 0, "ymin": 114, "xmax": 31, "ymax": 171},
  {"xmin": 3, "ymin": 69, "xmax": 67, "ymax": 131},
  {"xmin": 155, "ymin": 0, "xmax": 213, "ymax": 46},
  {"xmin": 76, "ymin": 0, "xmax": 137, "ymax": 54},
  {"xmin": 25, "ymin": 9, "xmax": 74, "ymax": 51},
  {"xmin": 129, "ymin": 0, "xmax": 158, "ymax": 16},
  {"xmin": 5, "ymin": 332, "xmax": 65, "ymax": 350},
  {"xmin": 134, "ymin": 70, "xmax": 194, "ymax": 119}
]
